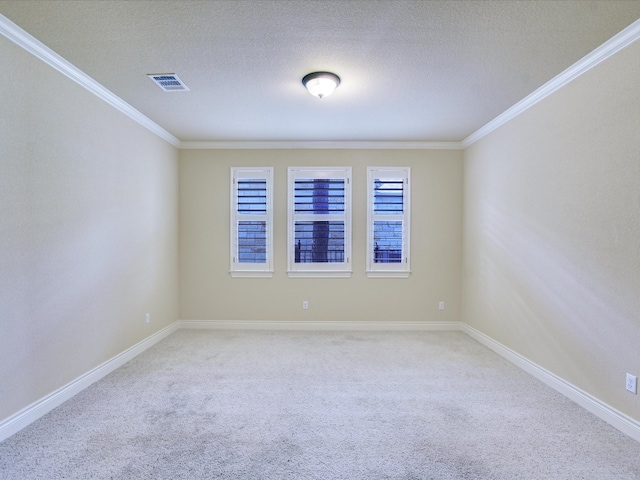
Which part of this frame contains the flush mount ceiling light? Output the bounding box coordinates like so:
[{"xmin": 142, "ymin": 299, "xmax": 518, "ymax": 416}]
[{"xmin": 302, "ymin": 71, "xmax": 340, "ymax": 99}]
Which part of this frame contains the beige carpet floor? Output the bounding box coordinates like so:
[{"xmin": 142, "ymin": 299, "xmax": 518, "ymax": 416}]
[{"xmin": 1, "ymin": 329, "xmax": 639, "ymax": 479}]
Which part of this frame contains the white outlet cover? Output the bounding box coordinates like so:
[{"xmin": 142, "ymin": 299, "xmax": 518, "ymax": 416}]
[{"xmin": 626, "ymin": 373, "xmax": 637, "ymax": 394}]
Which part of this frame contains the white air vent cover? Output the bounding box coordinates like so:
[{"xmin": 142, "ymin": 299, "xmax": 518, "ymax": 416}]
[{"xmin": 147, "ymin": 73, "xmax": 190, "ymax": 92}]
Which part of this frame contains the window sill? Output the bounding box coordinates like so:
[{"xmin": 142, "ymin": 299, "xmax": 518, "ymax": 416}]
[{"xmin": 366, "ymin": 271, "xmax": 411, "ymax": 279}]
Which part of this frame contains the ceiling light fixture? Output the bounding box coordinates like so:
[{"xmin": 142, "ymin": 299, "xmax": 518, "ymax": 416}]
[{"xmin": 302, "ymin": 71, "xmax": 340, "ymax": 99}]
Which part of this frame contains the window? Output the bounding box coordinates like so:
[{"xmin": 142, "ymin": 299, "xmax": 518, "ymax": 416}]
[
  {"xmin": 230, "ymin": 167, "xmax": 273, "ymax": 277},
  {"xmin": 367, "ymin": 167, "xmax": 411, "ymax": 278},
  {"xmin": 288, "ymin": 167, "xmax": 352, "ymax": 277}
]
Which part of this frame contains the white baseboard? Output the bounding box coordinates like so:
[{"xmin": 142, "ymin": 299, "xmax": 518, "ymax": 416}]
[
  {"xmin": 0, "ymin": 322, "xmax": 178, "ymax": 443},
  {"xmin": 178, "ymin": 319, "xmax": 463, "ymax": 331},
  {"xmin": 461, "ymin": 323, "xmax": 640, "ymax": 443},
  {"xmin": 2, "ymin": 320, "xmax": 454, "ymax": 443},
  {"xmin": 3, "ymin": 320, "xmax": 639, "ymax": 446}
]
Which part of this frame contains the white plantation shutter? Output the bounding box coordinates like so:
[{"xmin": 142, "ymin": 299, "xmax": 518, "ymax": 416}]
[
  {"xmin": 288, "ymin": 167, "xmax": 352, "ymax": 278},
  {"xmin": 230, "ymin": 168, "xmax": 273, "ymax": 277},
  {"xmin": 367, "ymin": 167, "xmax": 411, "ymax": 278}
]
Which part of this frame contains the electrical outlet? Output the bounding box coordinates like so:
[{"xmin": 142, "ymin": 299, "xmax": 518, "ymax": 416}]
[
  {"xmin": 438, "ymin": 301, "xmax": 445, "ymax": 310},
  {"xmin": 145, "ymin": 313, "xmax": 151, "ymax": 324},
  {"xmin": 302, "ymin": 301, "xmax": 309, "ymax": 310},
  {"xmin": 626, "ymin": 373, "xmax": 637, "ymax": 394}
]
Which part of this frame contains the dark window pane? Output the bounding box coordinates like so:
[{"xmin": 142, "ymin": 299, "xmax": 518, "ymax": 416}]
[
  {"xmin": 374, "ymin": 179, "xmax": 403, "ymax": 214},
  {"xmin": 238, "ymin": 179, "xmax": 267, "ymax": 214},
  {"xmin": 238, "ymin": 221, "xmax": 266, "ymax": 263},
  {"xmin": 294, "ymin": 221, "xmax": 344, "ymax": 263},
  {"xmin": 374, "ymin": 221, "xmax": 403, "ymax": 263}
]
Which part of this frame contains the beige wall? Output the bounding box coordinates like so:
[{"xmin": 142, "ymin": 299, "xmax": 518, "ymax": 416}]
[
  {"xmin": 462, "ymin": 41, "xmax": 640, "ymax": 419},
  {"xmin": 179, "ymin": 149, "xmax": 463, "ymax": 323},
  {"xmin": 0, "ymin": 36, "xmax": 179, "ymax": 420}
]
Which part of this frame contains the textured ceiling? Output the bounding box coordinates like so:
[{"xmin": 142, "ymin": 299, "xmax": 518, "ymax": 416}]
[{"xmin": 1, "ymin": 0, "xmax": 639, "ymax": 143}]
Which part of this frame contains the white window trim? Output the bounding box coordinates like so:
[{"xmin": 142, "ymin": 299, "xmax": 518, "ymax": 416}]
[
  {"xmin": 287, "ymin": 166, "xmax": 352, "ymax": 278},
  {"xmin": 366, "ymin": 167, "xmax": 411, "ymax": 278},
  {"xmin": 230, "ymin": 167, "xmax": 274, "ymax": 278}
]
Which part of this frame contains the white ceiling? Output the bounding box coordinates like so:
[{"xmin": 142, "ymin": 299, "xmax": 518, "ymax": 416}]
[{"xmin": 2, "ymin": 0, "xmax": 639, "ymax": 144}]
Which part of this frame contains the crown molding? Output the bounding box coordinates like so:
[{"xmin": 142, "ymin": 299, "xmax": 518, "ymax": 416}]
[
  {"xmin": 179, "ymin": 140, "xmax": 462, "ymax": 150},
  {"xmin": 0, "ymin": 14, "xmax": 181, "ymax": 148},
  {"xmin": 463, "ymin": 18, "xmax": 640, "ymax": 148}
]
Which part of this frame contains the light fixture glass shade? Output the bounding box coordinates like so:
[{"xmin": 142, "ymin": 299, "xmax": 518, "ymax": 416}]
[{"xmin": 302, "ymin": 72, "xmax": 340, "ymax": 98}]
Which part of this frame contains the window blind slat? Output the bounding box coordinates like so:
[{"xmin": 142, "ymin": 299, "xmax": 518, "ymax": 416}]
[
  {"xmin": 374, "ymin": 178, "xmax": 404, "ymax": 214},
  {"xmin": 238, "ymin": 179, "xmax": 267, "ymax": 215},
  {"xmin": 294, "ymin": 179, "xmax": 345, "ymax": 214}
]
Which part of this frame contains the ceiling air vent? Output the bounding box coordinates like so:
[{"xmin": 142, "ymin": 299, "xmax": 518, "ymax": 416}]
[{"xmin": 147, "ymin": 73, "xmax": 190, "ymax": 92}]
